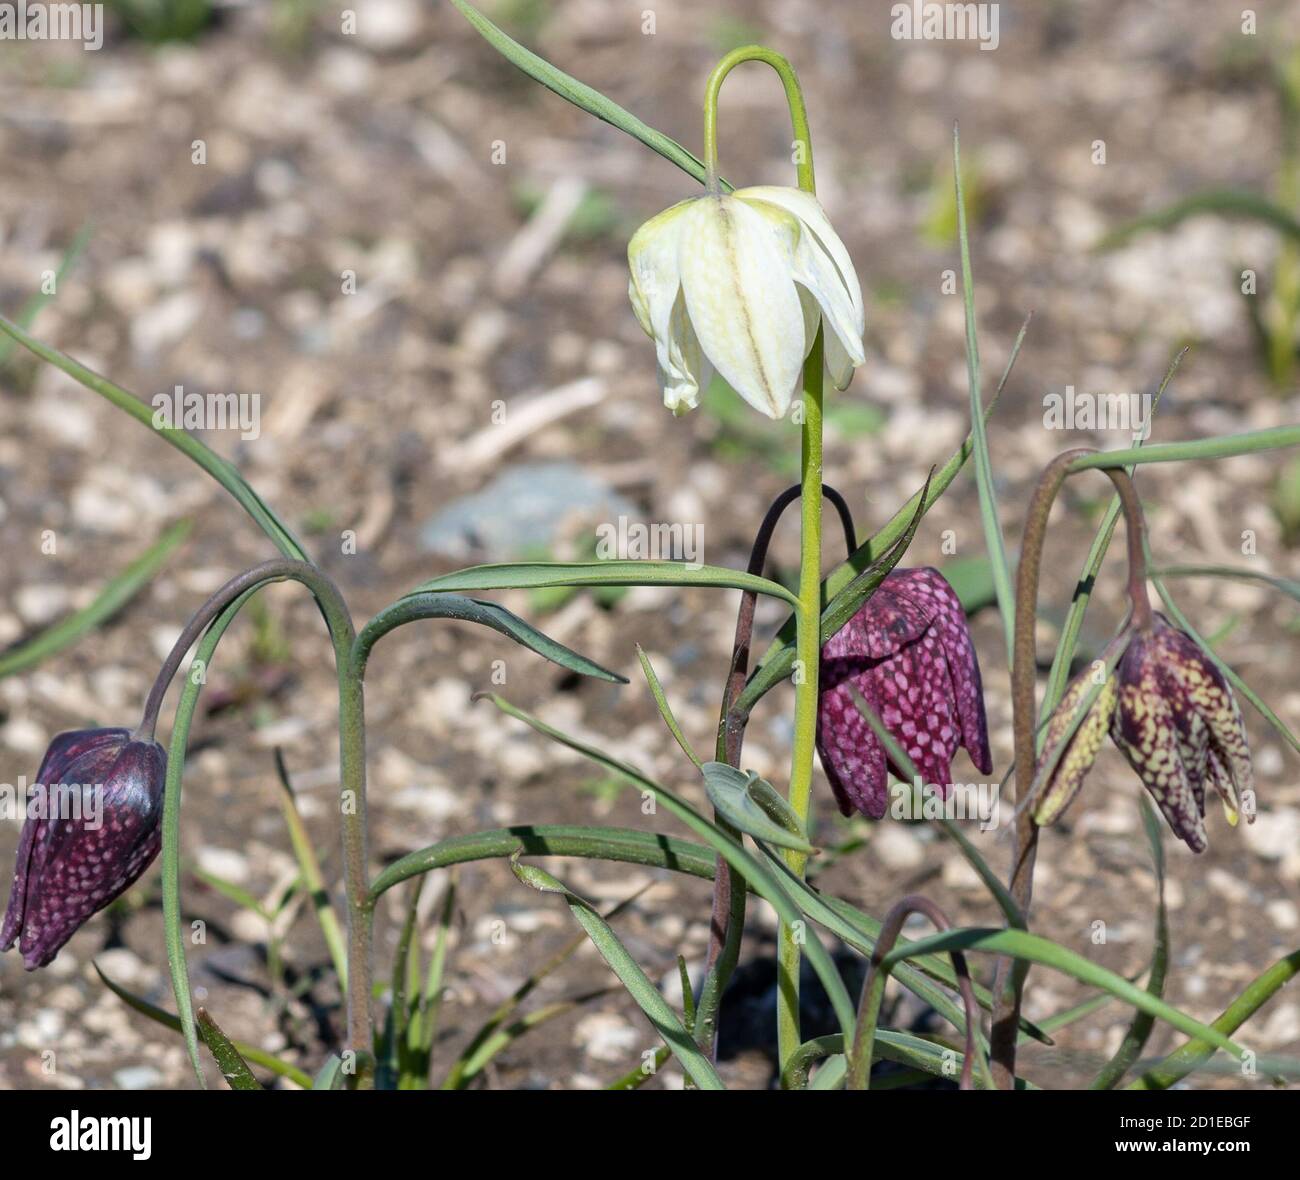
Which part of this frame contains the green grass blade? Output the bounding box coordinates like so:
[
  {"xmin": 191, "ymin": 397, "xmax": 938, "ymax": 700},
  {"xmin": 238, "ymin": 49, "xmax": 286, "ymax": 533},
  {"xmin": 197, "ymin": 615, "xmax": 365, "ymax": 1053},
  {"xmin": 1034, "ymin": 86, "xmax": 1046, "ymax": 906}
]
[
  {"xmin": 162, "ymin": 583, "xmax": 268, "ymax": 1086},
  {"xmin": 354, "ymin": 592, "xmax": 627, "ymax": 682},
  {"xmin": 0, "ymin": 313, "xmax": 309, "ymax": 561},
  {"xmin": 482, "ymin": 694, "xmax": 858, "ymax": 1044},
  {"xmin": 1090, "ymin": 797, "xmax": 1169, "ymax": 1088},
  {"xmin": 511, "ymin": 856, "xmax": 724, "ymax": 1089},
  {"xmin": 954, "ymin": 123, "xmax": 1015, "ymax": 666},
  {"xmin": 409, "ymin": 559, "xmax": 799, "ymax": 608},
  {"xmin": 1130, "ymin": 949, "xmax": 1300, "ymax": 1090},
  {"xmin": 1067, "ymin": 425, "xmax": 1300, "ymax": 469},
  {"xmin": 93, "ymin": 963, "xmax": 312, "ymax": 1088},
  {"xmin": 0, "ymin": 519, "xmax": 191, "ymax": 680},
  {"xmin": 274, "ymin": 749, "xmax": 348, "ymax": 988},
  {"xmin": 369, "ymin": 824, "xmax": 718, "ymax": 903},
  {"xmin": 196, "ymin": 1007, "xmax": 264, "ymax": 1090},
  {"xmin": 448, "ymin": 0, "xmax": 719, "ymax": 189},
  {"xmin": 881, "ymin": 927, "xmax": 1249, "ymax": 1064},
  {"xmin": 0, "ymin": 221, "xmax": 91, "ymax": 367},
  {"xmin": 1097, "ymin": 189, "xmax": 1300, "ymax": 250},
  {"xmin": 635, "ymin": 645, "xmax": 702, "ymax": 768}
]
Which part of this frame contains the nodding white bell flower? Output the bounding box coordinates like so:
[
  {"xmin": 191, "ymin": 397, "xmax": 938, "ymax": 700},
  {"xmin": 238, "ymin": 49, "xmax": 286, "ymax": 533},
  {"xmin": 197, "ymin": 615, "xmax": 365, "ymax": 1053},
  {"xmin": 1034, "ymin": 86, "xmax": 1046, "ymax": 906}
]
[{"xmin": 627, "ymin": 186, "xmax": 864, "ymax": 419}]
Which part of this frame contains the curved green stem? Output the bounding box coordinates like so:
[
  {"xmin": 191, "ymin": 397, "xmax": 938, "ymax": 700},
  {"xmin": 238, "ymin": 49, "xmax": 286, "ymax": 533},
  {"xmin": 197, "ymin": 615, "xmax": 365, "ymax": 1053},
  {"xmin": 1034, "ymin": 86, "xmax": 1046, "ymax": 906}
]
[
  {"xmin": 698, "ymin": 41, "xmax": 823, "ymax": 1076},
  {"xmin": 848, "ymin": 894, "xmax": 984, "ymax": 1091},
  {"xmin": 779, "ymin": 330, "xmax": 824, "ymax": 1071},
  {"xmin": 149, "ymin": 560, "xmax": 372, "ymax": 1083},
  {"xmin": 991, "ymin": 450, "xmax": 1151, "ymax": 1087},
  {"xmin": 702, "ymin": 45, "xmax": 815, "ymax": 194}
]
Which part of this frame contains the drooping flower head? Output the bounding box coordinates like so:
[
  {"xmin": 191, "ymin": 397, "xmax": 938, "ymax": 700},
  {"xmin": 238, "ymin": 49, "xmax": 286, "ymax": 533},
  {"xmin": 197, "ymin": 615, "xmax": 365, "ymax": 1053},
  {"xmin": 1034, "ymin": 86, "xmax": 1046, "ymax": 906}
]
[
  {"xmin": 2, "ymin": 727, "xmax": 166, "ymax": 969},
  {"xmin": 817, "ymin": 568, "xmax": 993, "ymax": 819},
  {"xmin": 1033, "ymin": 614, "xmax": 1255, "ymax": 852},
  {"xmin": 628, "ymin": 186, "xmax": 864, "ymax": 418}
]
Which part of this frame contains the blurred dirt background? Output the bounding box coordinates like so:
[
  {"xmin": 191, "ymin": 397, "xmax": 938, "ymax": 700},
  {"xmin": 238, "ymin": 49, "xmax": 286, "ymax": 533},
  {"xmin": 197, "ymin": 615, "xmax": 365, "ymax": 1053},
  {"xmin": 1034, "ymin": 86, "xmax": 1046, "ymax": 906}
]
[{"xmin": 0, "ymin": 0, "xmax": 1298, "ymax": 1090}]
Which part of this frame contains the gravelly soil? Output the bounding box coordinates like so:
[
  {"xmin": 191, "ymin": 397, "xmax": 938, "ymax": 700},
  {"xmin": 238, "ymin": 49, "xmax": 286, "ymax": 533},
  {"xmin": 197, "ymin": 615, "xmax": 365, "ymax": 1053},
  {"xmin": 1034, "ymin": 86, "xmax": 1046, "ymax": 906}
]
[{"xmin": 0, "ymin": 0, "xmax": 1297, "ymax": 1090}]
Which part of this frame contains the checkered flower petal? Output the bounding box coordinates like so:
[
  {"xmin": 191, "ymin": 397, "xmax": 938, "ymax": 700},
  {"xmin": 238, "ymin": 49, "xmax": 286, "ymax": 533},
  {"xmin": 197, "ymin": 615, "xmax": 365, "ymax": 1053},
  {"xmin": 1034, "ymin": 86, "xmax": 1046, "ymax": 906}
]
[
  {"xmin": 816, "ymin": 567, "xmax": 993, "ymax": 820},
  {"xmin": 1032, "ymin": 670, "xmax": 1119, "ymax": 827}
]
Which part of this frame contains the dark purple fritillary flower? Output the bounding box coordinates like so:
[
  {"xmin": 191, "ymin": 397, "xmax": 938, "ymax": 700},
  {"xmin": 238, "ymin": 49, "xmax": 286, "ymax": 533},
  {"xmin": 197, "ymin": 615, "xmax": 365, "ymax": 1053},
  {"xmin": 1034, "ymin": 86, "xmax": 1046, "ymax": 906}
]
[
  {"xmin": 817, "ymin": 567, "xmax": 993, "ymax": 819},
  {"xmin": 1109, "ymin": 614, "xmax": 1254, "ymax": 853},
  {"xmin": 2, "ymin": 727, "xmax": 166, "ymax": 969}
]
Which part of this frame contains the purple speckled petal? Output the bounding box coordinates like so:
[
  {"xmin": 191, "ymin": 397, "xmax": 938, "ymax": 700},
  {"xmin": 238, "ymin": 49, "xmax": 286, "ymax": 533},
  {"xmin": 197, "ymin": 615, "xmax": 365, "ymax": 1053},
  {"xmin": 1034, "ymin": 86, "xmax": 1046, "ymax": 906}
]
[
  {"xmin": 816, "ymin": 567, "xmax": 994, "ymax": 819},
  {"xmin": 1112, "ymin": 634, "xmax": 1208, "ymax": 853},
  {"xmin": 2, "ymin": 729, "xmax": 165, "ymax": 969},
  {"xmin": 889, "ymin": 568, "xmax": 993, "ymax": 775},
  {"xmin": 818, "ymin": 658, "xmax": 889, "ymax": 819}
]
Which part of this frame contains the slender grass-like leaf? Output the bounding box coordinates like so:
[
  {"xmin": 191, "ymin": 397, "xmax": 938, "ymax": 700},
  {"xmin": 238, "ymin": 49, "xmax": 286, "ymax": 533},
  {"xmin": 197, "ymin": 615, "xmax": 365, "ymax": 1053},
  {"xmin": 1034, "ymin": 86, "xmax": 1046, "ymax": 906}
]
[
  {"xmin": 635, "ymin": 645, "xmax": 702, "ymax": 768},
  {"xmin": 845, "ymin": 685, "xmax": 1025, "ymax": 929},
  {"xmin": 1153, "ymin": 562, "xmax": 1300, "ymax": 604},
  {"xmin": 1042, "ymin": 350, "xmax": 1181, "ymax": 715},
  {"xmin": 93, "ymin": 963, "xmax": 312, "ymax": 1088},
  {"xmin": 162, "ymin": 584, "xmax": 268, "ymax": 1087},
  {"xmin": 1130, "ymin": 948, "xmax": 1300, "ymax": 1090},
  {"xmin": 954, "ymin": 123, "xmax": 1015, "ymax": 665},
  {"xmin": 510, "ymin": 856, "xmax": 724, "ymax": 1089},
  {"xmin": 701, "ymin": 761, "xmax": 813, "ymax": 852},
  {"xmin": 196, "ymin": 1008, "xmax": 263, "ymax": 1090},
  {"xmin": 1097, "ymin": 189, "xmax": 1300, "ymax": 250},
  {"xmin": 0, "ymin": 221, "xmax": 91, "ymax": 367},
  {"xmin": 1067, "ymin": 426, "xmax": 1300, "ymax": 469},
  {"xmin": 353, "ymin": 592, "xmax": 626, "ymax": 682},
  {"xmin": 274, "ymin": 749, "xmax": 348, "ymax": 988},
  {"xmin": 448, "ymin": 0, "xmax": 719, "ymax": 190},
  {"xmin": 482, "ymin": 694, "xmax": 858, "ymax": 1042},
  {"xmin": 442, "ymin": 887, "xmax": 645, "ymax": 1088},
  {"xmin": 1090, "ymin": 797, "xmax": 1169, "ymax": 1088},
  {"xmin": 0, "ymin": 519, "xmax": 191, "ymax": 680},
  {"xmin": 369, "ymin": 824, "xmax": 718, "ymax": 903},
  {"xmin": 881, "ymin": 928, "xmax": 1249, "ymax": 1063},
  {"xmin": 410, "ymin": 560, "xmax": 800, "ymax": 608},
  {"xmin": 0, "ymin": 313, "xmax": 309, "ymax": 560}
]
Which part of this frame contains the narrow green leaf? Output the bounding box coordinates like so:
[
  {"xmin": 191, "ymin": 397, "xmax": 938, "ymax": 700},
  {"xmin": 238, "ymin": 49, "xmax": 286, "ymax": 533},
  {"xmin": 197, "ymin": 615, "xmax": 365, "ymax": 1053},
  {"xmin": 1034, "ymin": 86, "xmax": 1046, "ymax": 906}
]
[
  {"xmin": 510, "ymin": 855, "xmax": 724, "ymax": 1089},
  {"xmin": 1130, "ymin": 948, "xmax": 1300, "ymax": 1090},
  {"xmin": 0, "ymin": 519, "xmax": 191, "ymax": 680},
  {"xmin": 191, "ymin": 866, "xmax": 271, "ymax": 920},
  {"xmin": 354, "ymin": 592, "xmax": 627, "ymax": 682},
  {"xmin": 845, "ymin": 684, "xmax": 1025, "ymax": 930},
  {"xmin": 882, "ymin": 927, "xmax": 1249, "ymax": 1064},
  {"xmin": 93, "ymin": 963, "xmax": 312, "ymax": 1088},
  {"xmin": 410, "ymin": 559, "xmax": 800, "ymax": 608},
  {"xmin": 482, "ymin": 694, "xmax": 858, "ymax": 1044},
  {"xmin": 954, "ymin": 123, "xmax": 1015, "ymax": 666},
  {"xmin": 1090, "ymin": 797, "xmax": 1169, "ymax": 1088},
  {"xmin": 636, "ymin": 645, "xmax": 702, "ymax": 768},
  {"xmin": 1043, "ymin": 351, "xmax": 1181, "ymax": 716},
  {"xmin": 196, "ymin": 1008, "xmax": 264, "ymax": 1090},
  {"xmin": 162, "ymin": 583, "xmax": 268, "ymax": 1087},
  {"xmin": 369, "ymin": 824, "xmax": 718, "ymax": 903},
  {"xmin": 1067, "ymin": 426, "xmax": 1300, "ymax": 470},
  {"xmin": 701, "ymin": 761, "xmax": 812, "ymax": 852},
  {"xmin": 0, "ymin": 313, "xmax": 309, "ymax": 560},
  {"xmin": 0, "ymin": 221, "xmax": 91, "ymax": 367},
  {"xmin": 1152, "ymin": 563, "xmax": 1300, "ymax": 604},
  {"xmin": 1097, "ymin": 189, "xmax": 1300, "ymax": 250},
  {"xmin": 448, "ymin": 0, "xmax": 719, "ymax": 189},
  {"xmin": 274, "ymin": 749, "xmax": 348, "ymax": 989},
  {"xmin": 312, "ymin": 1055, "xmax": 347, "ymax": 1091}
]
